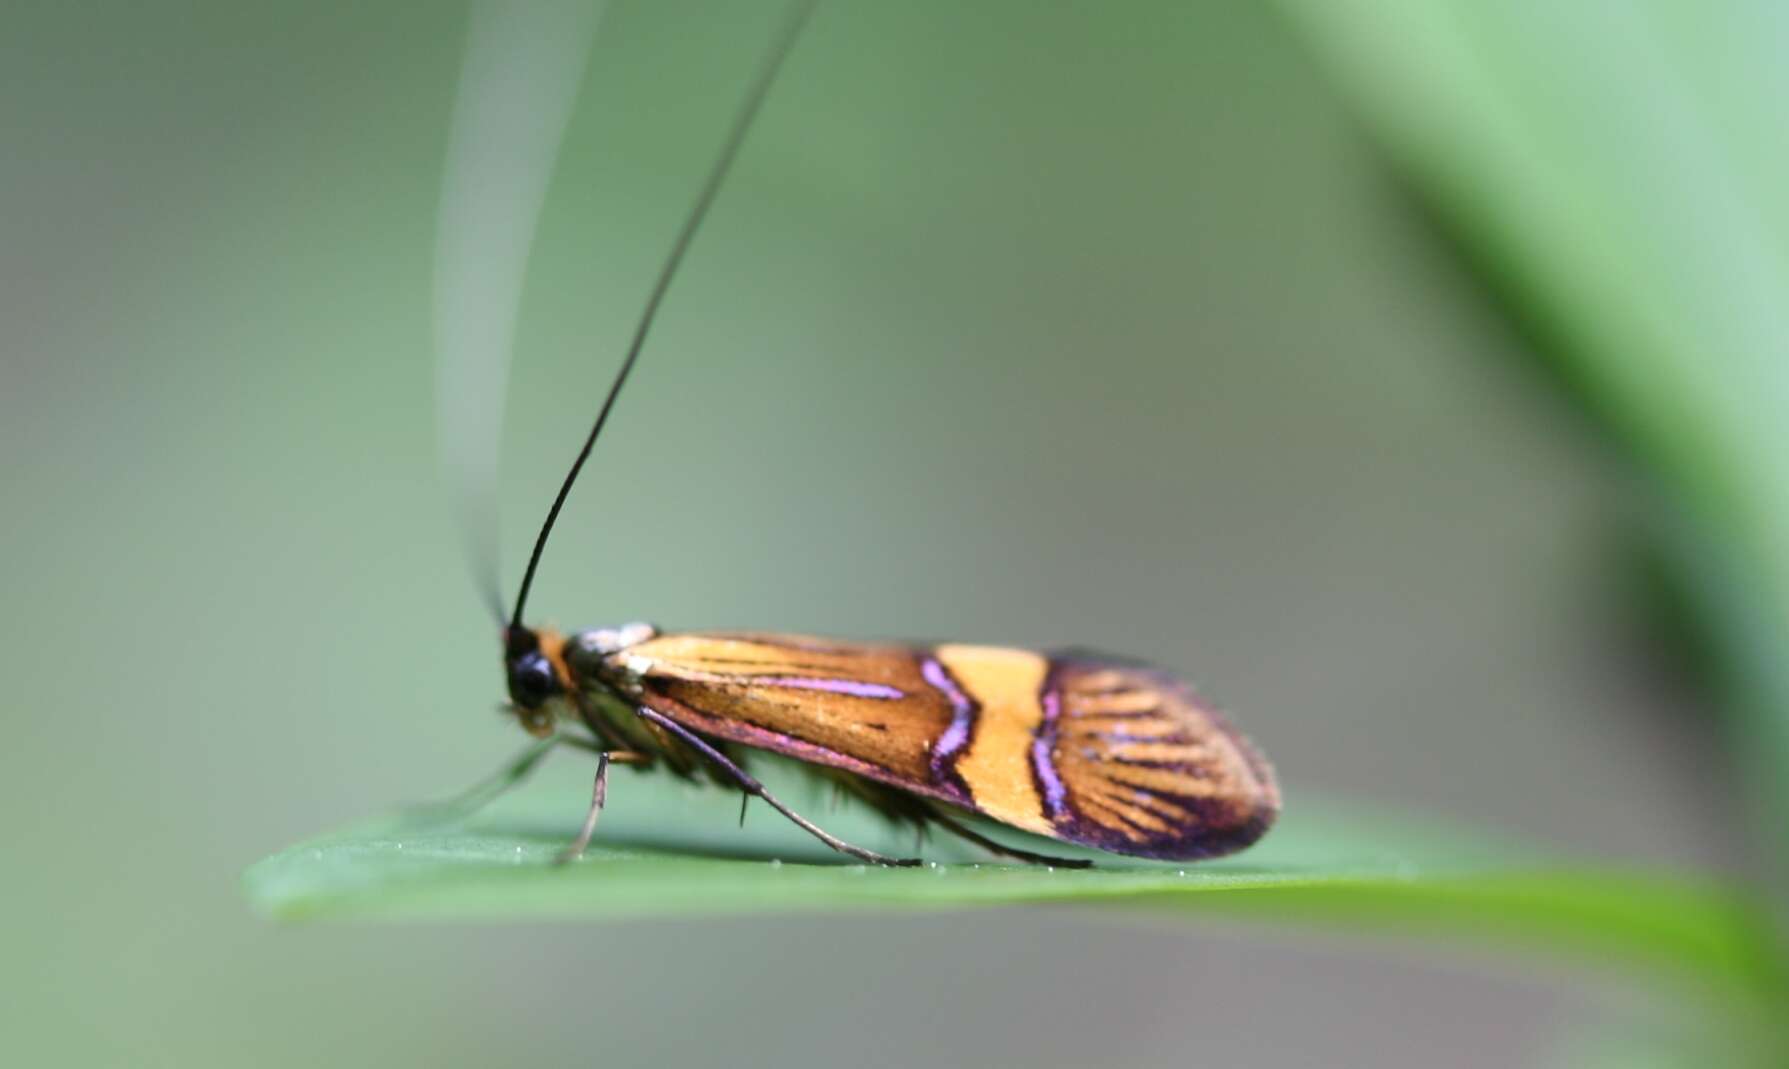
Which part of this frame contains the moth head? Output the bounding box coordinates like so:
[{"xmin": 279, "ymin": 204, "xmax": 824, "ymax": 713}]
[{"xmin": 503, "ymin": 625, "xmax": 567, "ymax": 737}]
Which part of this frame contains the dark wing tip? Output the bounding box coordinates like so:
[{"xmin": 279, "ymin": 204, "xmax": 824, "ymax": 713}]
[{"xmin": 1042, "ymin": 654, "xmax": 1281, "ymax": 862}]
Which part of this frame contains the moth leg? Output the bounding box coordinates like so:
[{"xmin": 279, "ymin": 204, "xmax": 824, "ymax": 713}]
[
  {"xmin": 927, "ymin": 805, "xmax": 1093, "ymax": 869},
  {"xmin": 555, "ymin": 752, "xmax": 609, "ymax": 864},
  {"xmin": 554, "ymin": 748, "xmax": 652, "ymax": 863},
  {"xmin": 633, "ymin": 705, "xmax": 922, "ymax": 867},
  {"xmin": 559, "ymin": 734, "xmax": 653, "ymax": 764},
  {"xmin": 402, "ymin": 736, "xmax": 559, "ymax": 826}
]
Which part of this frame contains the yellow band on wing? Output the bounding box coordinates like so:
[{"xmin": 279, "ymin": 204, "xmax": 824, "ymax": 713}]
[{"xmin": 934, "ymin": 645, "xmax": 1053, "ymax": 835}]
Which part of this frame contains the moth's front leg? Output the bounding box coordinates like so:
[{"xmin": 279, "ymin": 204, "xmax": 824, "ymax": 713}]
[{"xmin": 404, "ymin": 736, "xmax": 558, "ymax": 827}]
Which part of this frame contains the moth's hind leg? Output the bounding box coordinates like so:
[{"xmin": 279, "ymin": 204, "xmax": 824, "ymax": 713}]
[
  {"xmin": 927, "ymin": 805, "xmax": 1094, "ymax": 869},
  {"xmin": 633, "ymin": 705, "xmax": 921, "ymax": 867},
  {"xmin": 819, "ymin": 767, "xmax": 933, "ymax": 851}
]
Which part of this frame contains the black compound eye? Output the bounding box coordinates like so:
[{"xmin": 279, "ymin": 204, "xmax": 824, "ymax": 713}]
[{"xmin": 508, "ymin": 653, "xmax": 559, "ymax": 708}]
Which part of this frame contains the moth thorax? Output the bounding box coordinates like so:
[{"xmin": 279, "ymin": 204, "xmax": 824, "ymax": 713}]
[{"xmin": 566, "ymin": 622, "xmax": 658, "ymax": 677}]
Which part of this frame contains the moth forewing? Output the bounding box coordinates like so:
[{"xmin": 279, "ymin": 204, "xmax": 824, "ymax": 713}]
[{"xmin": 561, "ymin": 630, "xmax": 1279, "ymax": 862}]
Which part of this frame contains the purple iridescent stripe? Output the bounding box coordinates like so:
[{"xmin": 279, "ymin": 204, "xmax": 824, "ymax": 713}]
[
  {"xmin": 753, "ymin": 676, "xmax": 905, "ymax": 700},
  {"xmin": 924, "ymin": 657, "xmax": 974, "ymax": 781},
  {"xmin": 1032, "ymin": 686, "xmax": 1068, "ymax": 819}
]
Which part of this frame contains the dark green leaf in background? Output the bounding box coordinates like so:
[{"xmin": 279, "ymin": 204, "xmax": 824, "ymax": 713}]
[{"xmin": 1273, "ymin": 3, "xmax": 1789, "ymax": 911}]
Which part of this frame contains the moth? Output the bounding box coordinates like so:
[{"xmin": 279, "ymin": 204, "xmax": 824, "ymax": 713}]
[{"xmin": 465, "ymin": 0, "xmax": 1279, "ymax": 868}]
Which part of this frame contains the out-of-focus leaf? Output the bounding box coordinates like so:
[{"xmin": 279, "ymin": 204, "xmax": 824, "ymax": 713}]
[{"xmin": 1273, "ymin": 0, "xmax": 1789, "ymax": 933}]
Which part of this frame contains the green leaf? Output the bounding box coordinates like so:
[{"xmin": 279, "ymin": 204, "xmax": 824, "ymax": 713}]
[{"xmin": 246, "ymin": 764, "xmax": 1778, "ymax": 998}]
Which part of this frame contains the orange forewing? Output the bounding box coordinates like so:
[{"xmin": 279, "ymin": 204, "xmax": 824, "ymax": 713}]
[{"xmin": 599, "ymin": 632, "xmax": 1278, "ymax": 860}]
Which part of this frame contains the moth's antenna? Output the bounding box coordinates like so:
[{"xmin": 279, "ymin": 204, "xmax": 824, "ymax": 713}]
[{"xmin": 509, "ymin": 0, "xmax": 818, "ymax": 632}]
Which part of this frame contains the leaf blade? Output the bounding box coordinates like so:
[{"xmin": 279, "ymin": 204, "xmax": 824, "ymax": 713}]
[{"xmin": 245, "ymin": 778, "xmax": 1777, "ymax": 997}]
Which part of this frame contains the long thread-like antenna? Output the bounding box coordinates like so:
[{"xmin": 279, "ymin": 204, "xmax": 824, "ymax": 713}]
[{"xmin": 509, "ymin": 0, "xmax": 818, "ymax": 633}]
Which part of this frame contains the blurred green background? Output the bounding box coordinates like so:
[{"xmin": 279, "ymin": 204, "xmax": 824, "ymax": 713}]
[{"xmin": 4, "ymin": 1, "xmax": 1776, "ymax": 1065}]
